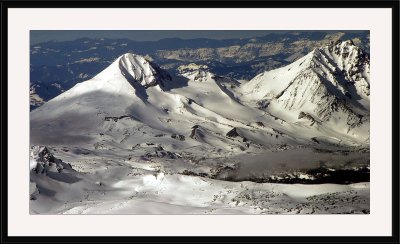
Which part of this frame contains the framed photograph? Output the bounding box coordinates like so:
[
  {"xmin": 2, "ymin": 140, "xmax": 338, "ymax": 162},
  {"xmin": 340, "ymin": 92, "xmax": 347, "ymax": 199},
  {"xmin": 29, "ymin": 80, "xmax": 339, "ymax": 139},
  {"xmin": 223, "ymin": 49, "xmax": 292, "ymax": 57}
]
[{"xmin": 2, "ymin": 0, "xmax": 399, "ymax": 242}]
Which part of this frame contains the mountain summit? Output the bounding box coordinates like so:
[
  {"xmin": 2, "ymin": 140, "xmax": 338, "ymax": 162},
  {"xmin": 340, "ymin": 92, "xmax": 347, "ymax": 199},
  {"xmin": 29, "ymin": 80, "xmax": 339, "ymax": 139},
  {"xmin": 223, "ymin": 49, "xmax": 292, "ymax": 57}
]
[
  {"xmin": 241, "ymin": 40, "xmax": 370, "ymax": 141},
  {"xmin": 95, "ymin": 53, "xmax": 172, "ymax": 88}
]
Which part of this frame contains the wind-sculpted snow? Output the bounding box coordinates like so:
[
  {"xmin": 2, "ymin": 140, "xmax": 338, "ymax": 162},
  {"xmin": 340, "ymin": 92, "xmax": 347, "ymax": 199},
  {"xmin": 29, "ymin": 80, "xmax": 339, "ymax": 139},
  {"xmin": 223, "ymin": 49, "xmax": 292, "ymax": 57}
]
[
  {"xmin": 93, "ymin": 53, "xmax": 172, "ymax": 89},
  {"xmin": 30, "ymin": 44, "xmax": 370, "ymax": 214},
  {"xmin": 118, "ymin": 53, "xmax": 172, "ymax": 88}
]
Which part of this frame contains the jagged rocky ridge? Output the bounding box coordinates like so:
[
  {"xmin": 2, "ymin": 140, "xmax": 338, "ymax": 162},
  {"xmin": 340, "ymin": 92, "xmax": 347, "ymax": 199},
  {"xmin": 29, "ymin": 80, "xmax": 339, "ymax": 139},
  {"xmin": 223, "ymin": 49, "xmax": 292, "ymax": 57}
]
[{"xmin": 242, "ymin": 40, "xmax": 370, "ymax": 142}]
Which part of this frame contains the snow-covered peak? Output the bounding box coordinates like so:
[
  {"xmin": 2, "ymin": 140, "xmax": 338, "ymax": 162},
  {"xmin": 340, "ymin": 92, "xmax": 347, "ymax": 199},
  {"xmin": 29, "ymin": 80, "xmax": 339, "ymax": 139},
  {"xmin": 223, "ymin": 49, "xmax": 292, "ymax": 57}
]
[
  {"xmin": 325, "ymin": 39, "xmax": 368, "ymax": 62},
  {"xmin": 95, "ymin": 53, "xmax": 172, "ymax": 88},
  {"xmin": 244, "ymin": 40, "xmax": 370, "ymax": 100},
  {"xmin": 43, "ymin": 53, "xmax": 172, "ymax": 105},
  {"xmin": 312, "ymin": 40, "xmax": 369, "ymax": 77},
  {"xmin": 240, "ymin": 41, "xmax": 370, "ymax": 142},
  {"xmin": 310, "ymin": 40, "xmax": 370, "ymax": 98}
]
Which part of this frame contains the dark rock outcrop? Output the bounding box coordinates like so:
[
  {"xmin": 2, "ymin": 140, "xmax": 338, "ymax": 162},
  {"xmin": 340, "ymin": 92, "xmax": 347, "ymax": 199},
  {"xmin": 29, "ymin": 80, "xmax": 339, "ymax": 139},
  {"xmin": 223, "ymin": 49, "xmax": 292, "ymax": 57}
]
[{"xmin": 226, "ymin": 127, "xmax": 240, "ymax": 138}]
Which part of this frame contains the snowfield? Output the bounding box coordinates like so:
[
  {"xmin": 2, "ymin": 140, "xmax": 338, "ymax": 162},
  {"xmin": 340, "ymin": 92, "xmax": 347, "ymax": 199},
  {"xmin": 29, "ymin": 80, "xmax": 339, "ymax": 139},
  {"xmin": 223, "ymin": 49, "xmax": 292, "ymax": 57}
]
[
  {"xmin": 30, "ymin": 41, "xmax": 370, "ymax": 214},
  {"xmin": 30, "ymin": 146, "xmax": 369, "ymax": 214}
]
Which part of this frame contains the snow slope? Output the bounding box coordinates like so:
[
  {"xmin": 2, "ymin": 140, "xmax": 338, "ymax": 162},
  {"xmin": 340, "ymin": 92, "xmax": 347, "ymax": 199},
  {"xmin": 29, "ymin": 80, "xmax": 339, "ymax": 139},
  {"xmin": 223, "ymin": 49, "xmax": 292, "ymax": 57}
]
[{"xmin": 241, "ymin": 40, "xmax": 370, "ymax": 144}]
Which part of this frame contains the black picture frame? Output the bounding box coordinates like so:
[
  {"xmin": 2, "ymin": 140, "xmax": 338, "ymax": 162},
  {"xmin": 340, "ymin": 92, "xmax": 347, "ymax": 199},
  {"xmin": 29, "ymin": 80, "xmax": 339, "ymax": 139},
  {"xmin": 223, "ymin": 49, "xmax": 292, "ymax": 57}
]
[{"xmin": 1, "ymin": 0, "xmax": 399, "ymax": 243}]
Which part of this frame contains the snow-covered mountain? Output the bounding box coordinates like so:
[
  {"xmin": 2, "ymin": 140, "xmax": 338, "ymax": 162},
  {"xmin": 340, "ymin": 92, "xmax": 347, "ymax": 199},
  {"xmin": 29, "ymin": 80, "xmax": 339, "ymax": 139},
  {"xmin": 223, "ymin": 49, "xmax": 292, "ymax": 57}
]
[
  {"xmin": 241, "ymin": 40, "xmax": 370, "ymax": 143},
  {"xmin": 30, "ymin": 31, "xmax": 370, "ymax": 107},
  {"xmin": 31, "ymin": 41, "xmax": 370, "ymax": 150},
  {"xmin": 30, "ymin": 42, "xmax": 371, "ymax": 214}
]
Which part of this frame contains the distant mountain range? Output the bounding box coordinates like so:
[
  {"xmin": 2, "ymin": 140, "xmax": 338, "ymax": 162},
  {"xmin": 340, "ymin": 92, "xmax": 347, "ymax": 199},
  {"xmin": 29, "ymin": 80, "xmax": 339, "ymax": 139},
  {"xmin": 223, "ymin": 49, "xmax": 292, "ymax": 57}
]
[{"xmin": 30, "ymin": 31, "xmax": 369, "ymax": 110}]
